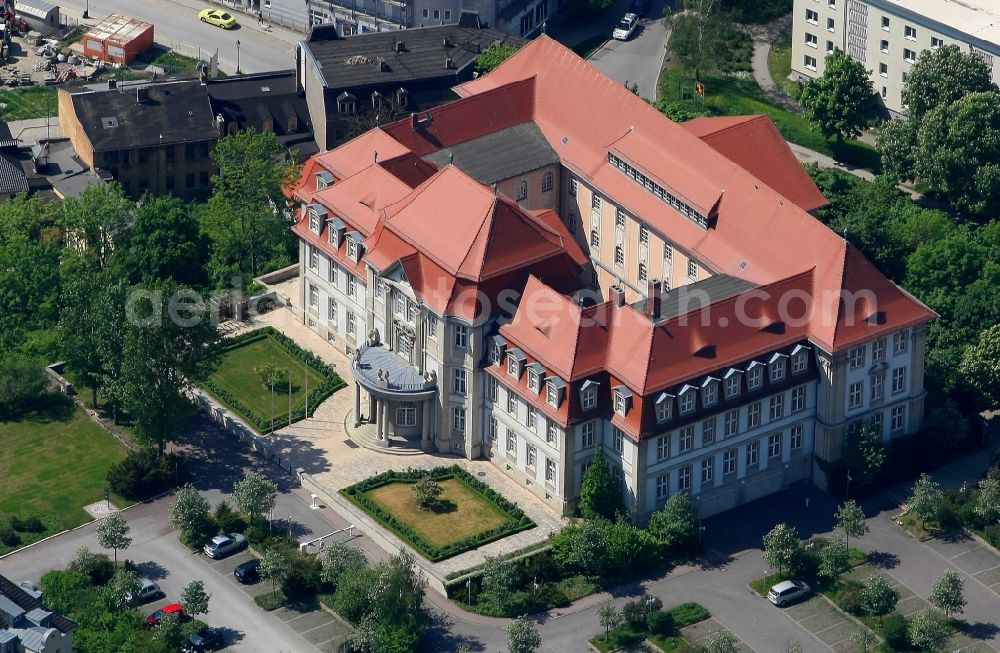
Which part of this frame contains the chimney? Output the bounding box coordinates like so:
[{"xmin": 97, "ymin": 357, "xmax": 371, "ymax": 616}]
[
  {"xmin": 107, "ymin": 78, "xmax": 117, "ymax": 90},
  {"xmin": 444, "ymin": 56, "xmax": 453, "ymax": 69},
  {"xmin": 136, "ymin": 86, "xmax": 149, "ymax": 103},
  {"xmin": 442, "ymin": 37, "xmax": 451, "ymax": 47},
  {"xmin": 395, "ymin": 40, "xmax": 405, "ymax": 53},
  {"xmin": 409, "ymin": 112, "xmax": 417, "ymax": 131},
  {"xmin": 609, "ymin": 285, "xmax": 625, "ymax": 308},
  {"xmin": 647, "ymin": 278, "xmax": 662, "ymax": 320},
  {"xmin": 215, "ymin": 113, "xmax": 225, "ymax": 133}
]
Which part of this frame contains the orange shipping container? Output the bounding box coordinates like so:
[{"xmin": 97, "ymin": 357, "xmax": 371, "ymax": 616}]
[{"xmin": 82, "ymin": 14, "xmax": 154, "ymax": 64}]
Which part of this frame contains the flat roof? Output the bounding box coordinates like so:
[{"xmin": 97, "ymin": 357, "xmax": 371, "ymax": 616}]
[
  {"xmin": 423, "ymin": 122, "xmax": 559, "ymax": 186},
  {"xmin": 86, "ymin": 14, "xmax": 153, "ymax": 43},
  {"xmin": 875, "ymin": 0, "xmax": 1000, "ymax": 50},
  {"xmin": 631, "ymin": 275, "xmax": 757, "ymax": 321}
]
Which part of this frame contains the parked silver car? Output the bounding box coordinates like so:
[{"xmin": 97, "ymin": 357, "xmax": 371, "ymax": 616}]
[
  {"xmin": 767, "ymin": 580, "xmax": 811, "ymax": 606},
  {"xmin": 202, "ymin": 533, "xmax": 246, "ymax": 559}
]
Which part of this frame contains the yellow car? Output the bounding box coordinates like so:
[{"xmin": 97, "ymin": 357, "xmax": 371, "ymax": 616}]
[{"xmin": 198, "ymin": 8, "xmax": 237, "ymax": 28}]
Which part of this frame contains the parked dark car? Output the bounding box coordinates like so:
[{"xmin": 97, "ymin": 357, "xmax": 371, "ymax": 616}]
[
  {"xmin": 184, "ymin": 627, "xmax": 225, "ymax": 652},
  {"xmin": 234, "ymin": 558, "xmax": 260, "ymax": 584}
]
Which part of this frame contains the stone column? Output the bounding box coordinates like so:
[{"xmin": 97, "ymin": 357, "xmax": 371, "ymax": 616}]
[
  {"xmin": 421, "ymin": 399, "xmax": 432, "ymax": 450},
  {"xmin": 377, "ymin": 399, "xmax": 386, "ymax": 440},
  {"xmin": 354, "ymin": 382, "xmax": 361, "ymax": 427},
  {"xmin": 368, "ymin": 394, "xmax": 376, "ymax": 425}
]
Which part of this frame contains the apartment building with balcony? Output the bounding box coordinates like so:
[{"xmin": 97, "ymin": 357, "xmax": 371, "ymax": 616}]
[
  {"xmin": 289, "ymin": 35, "xmax": 935, "ymax": 519},
  {"xmin": 791, "ymin": 0, "xmax": 1000, "ymax": 116}
]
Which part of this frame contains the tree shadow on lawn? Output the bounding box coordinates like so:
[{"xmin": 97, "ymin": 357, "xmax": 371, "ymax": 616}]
[
  {"xmin": 11, "ymin": 393, "xmax": 76, "ymax": 424},
  {"xmin": 427, "ymin": 500, "xmax": 458, "ymax": 515}
]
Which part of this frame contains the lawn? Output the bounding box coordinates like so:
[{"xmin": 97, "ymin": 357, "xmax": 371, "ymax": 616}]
[
  {"xmin": 657, "ymin": 67, "xmax": 882, "ymax": 173},
  {"xmin": 767, "ymin": 27, "xmax": 801, "ymax": 100},
  {"xmin": 573, "ymin": 34, "xmax": 609, "ymax": 60},
  {"xmin": 0, "ymin": 403, "xmax": 128, "ymax": 553},
  {"xmin": 366, "ymin": 478, "xmax": 510, "ymax": 549},
  {"xmin": 204, "ymin": 334, "xmax": 330, "ymax": 432},
  {"xmin": 0, "ymin": 87, "xmax": 58, "ymax": 121},
  {"xmin": 150, "ymin": 48, "xmax": 209, "ymax": 75}
]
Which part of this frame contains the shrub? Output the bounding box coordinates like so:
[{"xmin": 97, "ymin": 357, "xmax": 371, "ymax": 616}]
[
  {"xmin": 984, "ymin": 524, "xmax": 1000, "ymax": 550},
  {"xmin": 245, "ymin": 523, "xmax": 268, "ymax": 546},
  {"xmin": 281, "ymin": 554, "xmax": 323, "ymax": 599},
  {"xmin": 0, "ymin": 524, "xmax": 19, "ymax": 547},
  {"xmin": 254, "ymin": 591, "xmax": 286, "ymax": 611},
  {"xmin": 106, "ymin": 449, "xmax": 185, "ymax": 500},
  {"xmin": 670, "ymin": 602, "xmax": 710, "ymax": 628},
  {"xmin": 646, "ymin": 609, "xmax": 675, "ymax": 636},
  {"xmin": 69, "ymin": 548, "xmax": 115, "ymax": 585},
  {"xmin": 790, "ymin": 541, "xmax": 821, "ymax": 579},
  {"xmin": 11, "ymin": 513, "xmax": 45, "ymax": 533},
  {"xmin": 605, "ymin": 520, "xmax": 663, "ymax": 575},
  {"xmin": 531, "ymin": 584, "xmax": 569, "ymax": 610},
  {"xmin": 880, "ymin": 613, "xmax": 910, "ymax": 650},
  {"xmin": 834, "ymin": 579, "xmax": 865, "ymax": 615},
  {"xmin": 179, "ymin": 517, "xmax": 217, "ymax": 550},
  {"xmin": 213, "ymin": 501, "xmax": 247, "ymax": 534},
  {"xmin": 935, "ymin": 503, "xmax": 962, "ymax": 531},
  {"xmin": 621, "ymin": 600, "xmax": 647, "ymax": 629}
]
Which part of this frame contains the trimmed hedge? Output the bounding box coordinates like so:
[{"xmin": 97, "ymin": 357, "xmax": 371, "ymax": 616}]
[
  {"xmin": 341, "ymin": 465, "xmax": 535, "ymax": 561},
  {"xmin": 200, "ymin": 327, "xmax": 345, "ymax": 434}
]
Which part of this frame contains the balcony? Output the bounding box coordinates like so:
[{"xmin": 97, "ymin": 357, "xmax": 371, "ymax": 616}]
[{"xmin": 352, "ymin": 345, "xmax": 437, "ymax": 398}]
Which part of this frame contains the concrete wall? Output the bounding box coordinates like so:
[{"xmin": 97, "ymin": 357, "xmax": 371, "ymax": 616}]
[{"xmin": 57, "ymin": 90, "xmax": 95, "ymax": 169}]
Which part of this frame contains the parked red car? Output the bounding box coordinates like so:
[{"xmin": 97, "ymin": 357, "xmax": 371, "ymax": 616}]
[{"xmin": 145, "ymin": 603, "xmax": 186, "ymax": 627}]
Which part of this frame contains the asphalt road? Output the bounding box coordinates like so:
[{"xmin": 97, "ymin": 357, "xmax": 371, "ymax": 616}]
[
  {"xmin": 586, "ymin": 0, "xmax": 672, "ymax": 101},
  {"xmin": 56, "ymin": 0, "xmax": 297, "ymax": 74},
  {"xmin": 0, "ymin": 419, "xmax": 348, "ymax": 653}
]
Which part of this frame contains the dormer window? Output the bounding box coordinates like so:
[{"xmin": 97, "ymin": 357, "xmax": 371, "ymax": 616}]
[
  {"xmin": 489, "ymin": 336, "xmax": 507, "ymax": 366},
  {"xmin": 724, "ymin": 369, "xmax": 742, "ymax": 399},
  {"xmin": 315, "ymin": 170, "xmax": 333, "ymax": 191},
  {"xmin": 613, "ymin": 386, "xmax": 632, "ymax": 416},
  {"xmin": 309, "ymin": 212, "xmax": 320, "ymax": 232},
  {"xmin": 655, "ymin": 392, "xmax": 673, "ymax": 423},
  {"xmin": 580, "ymin": 379, "xmax": 599, "ymax": 410},
  {"xmin": 546, "ymin": 377, "xmax": 565, "ymax": 407},
  {"xmin": 527, "ymin": 363, "xmax": 544, "ymax": 394},
  {"xmin": 347, "ymin": 239, "xmax": 357, "ymax": 259},
  {"xmin": 747, "ymin": 362, "xmax": 763, "ymax": 391},
  {"xmin": 328, "ymin": 217, "xmax": 346, "ymax": 247},
  {"xmin": 307, "ymin": 204, "xmax": 327, "ymax": 234},
  {"xmin": 337, "ymin": 92, "xmax": 357, "ymax": 114},
  {"xmin": 345, "ymin": 232, "xmax": 364, "ymax": 262},
  {"xmin": 678, "ymin": 385, "xmax": 696, "ymax": 414},
  {"xmin": 769, "ymin": 353, "xmax": 787, "ymax": 382},
  {"xmin": 701, "ymin": 378, "xmax": 718, "ymax": 407},
  {"xmin": 791, "ymin": 345, "xmax": 810, "ymax": 374},
  {"xmin": 507, "ymin": 349, "xmax": 526, "ymax": 378}
]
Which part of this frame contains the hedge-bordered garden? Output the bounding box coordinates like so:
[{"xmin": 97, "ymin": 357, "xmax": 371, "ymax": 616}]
[
  {"xmin": 340, "ymin": 465, "xmax": 535, "ymax": 561},
  {"xmin": 200, "ymin": 326, "xmax": 345, "ymax": 434}
]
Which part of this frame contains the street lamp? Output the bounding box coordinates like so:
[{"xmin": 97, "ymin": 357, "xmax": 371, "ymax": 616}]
[
  {"xmin": 236, "ymin": 40, "xmax": 241, "ymax": 75},
  {"xmin": 83, "ymin": 0, "xmax": 89, "ymax": 19}
]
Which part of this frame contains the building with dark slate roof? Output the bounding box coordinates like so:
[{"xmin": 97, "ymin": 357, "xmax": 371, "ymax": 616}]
[
  {"xmin": 296, "ymin": 20, "xmax": 520, "ymax": 150},
  {"xmin": 0, "ymin": 575, "xmax": 75, "ymax": 653}
]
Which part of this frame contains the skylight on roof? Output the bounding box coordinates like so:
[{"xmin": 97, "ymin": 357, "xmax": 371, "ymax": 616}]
[
  {"xmin": 261, "ymin": 86, "xmax": 271, "ymax": 92},
  {"xmin": 102, "ymin": 116, "xmax": 118, "ymax": 129}
]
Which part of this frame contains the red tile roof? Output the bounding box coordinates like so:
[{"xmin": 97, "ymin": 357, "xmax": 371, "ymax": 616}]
[{"xmin": 681, "ymin": 115, "xmax": 828, "ymax": 213}]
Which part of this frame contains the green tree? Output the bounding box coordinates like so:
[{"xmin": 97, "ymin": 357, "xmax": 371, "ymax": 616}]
[
  {"xmin": 481, "ymin": 555, "xmax": 519, "ymax": 610},
  {"xmin": 475, "ymin": 42, "xmax": 519, "ymax": 74},
  {"xmin": 0, "ymin": 225, "xmax": 61, "ymax": 352},
  {"xmin": 579, "ymin": 447, "xmax": 621, "ymax": 520},
  {"xmin": 320, "ymin": 541, "xmax": 367, "ymax": 587},
  {"xmin": 668, "ymin": 0, "xmax": 736, "ymax": 78},
  {"xmin": 232, "ymin": 471, "xmax": 278, "ymax": 521},
  {"xmin": 799, "ymin": 49, "xmax": 878, "ymax": 140},
  {"xmin": 168, "ymin": 484, "xmax": 211, "ymax": 536},
  {"xmin": 908, "ymin": 473, "xmax": 944, "ymax": 524},
  {"xmin": 598, "ymin": 603, "xmax": 621, "ymax": 641},
  {"xmin": 0, "ymin": 355, "xmax": 48, "ymax": 417},
  {"xmin": 818, "ymin": 538, "xmax": 850, "ymax": 579},
  {"xmin": 762, "ymin": 523, "xmax": 800, "ymax": 575},
  {"xmin": 702, "ymin": 629, "xmax": 739, "ymax": 653},
  {"xmin": 101, "ymin": 568, "xmax": 142, "ymax": 613},
  {"xmin": 57, "ymin": 182, "xmax": 134, "ymax": 270},
  {"xmin": 647, "ymin": 492, "xmax": 699, "ymax": 551},
  {"xmin": 153, "ymin": 612, "xmax": 185, "ymax": 652},
  {"xmin": 57, "ymin": 255, "xmax": 109, "ymax": 408},
  {"xmin": 97, "ymin": 512, "xmax": 131, "ymax": 564},
  {"xmin": 960, "ymin": 323, "xmax": 1000, "ymax": 410},
  {"xmin": 836, "ymin": 499, "xmax": 868, "ymax": 551},
  {"xmin": 181, "ymin": 580, "xmax": 210, "ymax": 617},
  {"xmin": 905, "ymin": 233, "xmax": 987, "ymax": 315},
  {"xmin": 506, "ymin": 615, "xmax": 541, "ymax": 653},
  {"xmin": 254, "ymin": 363, "xmax": 287, "ymax": 432},
  {"xmin": 849, "ymin": 628, "xmax": 877, "ymax": 652},
  {"xmin": 842, "ymin": 423, "xmax": 887, "ymax": 492},
  {"xmin": 201, "ymin": 129, "xmax": 299, "ymax": 284},
  {"xmin": 260, "ymin": 547, "xmax": 291, "ymax": 597},
  {"xmin": 38, "ymin": 569, "xmax": 90, "ymax": 615},
  {"xmin": 412, "ymin": 477, "xmax": 443, "ymax": 511},
  {"xmin": 860, "ymin": 573, "xmax": 899, "ymax": 623},
  {"xmin": 902, "ymin": 45, "xmax": 997, "ymax": 121},
  {"xmin": 928, "ymin": 570, "xmax": 965, "ymax": 617},
  {"xmin": 551, "ymin": 520, "xmax": 608, "ymax": 576},
  {"xmin": 975, "ymin": 477, "xmax": 1000, "ymax": 524},
  {"xmin": 116, "ymin": 195, "xmax": 208, "ymax": 287},
  {"xmin": 907, "ymin": 607, "xmax": 951, "ymax": 651}
]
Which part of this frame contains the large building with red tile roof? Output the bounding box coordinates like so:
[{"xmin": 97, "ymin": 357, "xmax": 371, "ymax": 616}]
[{"xmin": 289, "ymin": 36, "xmax": 935, "ymax": 519}]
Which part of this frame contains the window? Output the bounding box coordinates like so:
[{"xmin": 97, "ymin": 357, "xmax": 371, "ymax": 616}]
[
  {"xmin": 656, "ymin": 398, "xmax": 671, "ymax": 423},
  {"xmin": 308, "ymin": 245, "xmax": 318, "ymax": 269},
  {"xmin": 747, "ymin": 365, "xmax": 763, "ymax": 391},
  {"xmin": 903, "ymin": 48, "xmax": 916, "ymax": 63},
  {"xmin": 848, "ymin": 382, "xmax": 864, "ymax": 409},
  {"xmin": 308, "ymin": 284, "xmax": 318, "ymax": 308},
  {"xmin": 542, "ymin": 172, "xmax": 553, "ymax": 192},
  {"xmin": 827, "ymin": 17, "xmax": 835, "ymax": 31},
  {"xmin": 488, "ymin": 416, "xmax": 498, "ymax": 445},
  {"xmin": 871, "ymin": 373, "xmax": 884, "ymax": 401},
  {"xmin": 432, "ymin": 9, "xmax": 439, "ymax": 18},
  {"xmin": 507, "ymin": 392, "xmax": 517, "ymax": 415},
  {"xmin": 881, "ymin": 86, "xmax": 888, "ymax": 100},
  {"xmin": 347, "ymin": 275, "xmax": 356, "ymax": 298},
  {"xmin": 591, "ymin": 194, "xmax": 602, "ymax": 211},
  {"xmin": 880, "ymin": 39, "xmax": 889, "ymax": 53},
  {"xmin": 200, "ymin": 171, "xmax": 209, "ymax": 187},
  {"xmin": 687, "ymin": 260, "xmax": 699, "ymax": 280},
  {"xmin": 396, "ymin": 402, "xmax": 416, "ymax": 426},
  {"xmin": 725, "ymin": 374, "xmax": 741, "ymax": 398},
  {"xmin": 328, "ymin": 260, "xmax": 338, "ymax": 284},
  {"xmin": 614, "ymin": 246, "xmax": 624, "ymax": 268},
  {"xmin": 891, "ymin": 405, "xmax": 905, "ymax": 432},
  {"xmin": 421, "ymin": 8, "xmax": 428, "ymax": 17},
  {"xmin": 904, "ymin": 25, "xmax": 916, "ymax": 40},
  {"xmin": 328, "ymin": 299, "xmax": 338, "ymax": 322},
  {"xmin": 768, "ymin": 433, "xmax": 782, "ymax": 459},
  {"xmin": 850, "ymin": 346, "xmax": 866, "ymax": 369},
  {"xmin": 805, "ymin": 32, "xmax": 817, "ymax": 47},
  {"xmin": 805, "ymin": 8, "xmax": 818, "ymax": 23},
  {"xmin": 582, "ymin": 386, "xmax": 597, "ymax": 410},
  {"xmin": 488, "ymin": 375, "xmax": 498, "ymax": 402},
  {"xmin": 872, "ymin": 338, "xmax": 886, "ymax": 361},
  {"xmin": 526, "ymin": 444, "xmax": 536, "ymax": 468},
  {"xmin": 638, "ymin": 263, "xmax": 647, "ymax": 283},
  {"xmin": 746, "ymin": 440, "xmax": 759, "ymax": 467},
  {"xmin": 406, "ymin": 300, "xmax": 417, "ymax": 323},
  {"xmin": 724, "ymin": 409, "xmax": 739, "ymax": 438},
  {"xmin": 545, "ymin": 458, "xmax": 556, "ymax": 484},
  {"xmin": 701, "ymin": 457, "xmax": 714, "ymax": 484},
  {"xmin": 748, "ymin": 401, "xmax": 761, "ymax": 428},
  {"xmin": 582, "ymin": 422, "xmax": 596, "ymax": 448},
  {"xmin": 507, "ymin": 429, "xmax": 517, "ymax": 453},
  {"xmin": 879, "ymin": 62, "xmax": 888, "ymax": 77},
  {"xmin": 615, "ymin": 209, "xmax": 626, "ymax": 230},
  {"xmin": 881, "ymin": 16, "xmax": 890, "ymax": 31},
  {"xmin": 791, "ymin": 386, "xmax": 806, "ymax": 413},
  {"xmin": 428, "ymin": 315, "xmax": 438, "ymax": 337},
  {"xmin": 639, "ymin": 226, "xmax": 649, "ymax": 245},
  {"xmin": 790, "ymin": 424, "xmax": 804, "ymax": 451},
  {"xmin": 546, "ymin": 419, "xmax": 557, "ymax": 444},
  {"xmin": 870, "ymin": 412, "xmax": 884, "ymax": 435},
  {"xmin": 702, "ymin": 417, "xmax": 716, "ymax": 446},
  {"xmin": 804, "ymin": 55, "xmax": 817, "ymax": 70},
  {"xmin": 656, "ymin": 472, "xmax": 669, "ymax": 499},
  {"xmin": 769, "ymin": 395, "xmax": 784, "ymax": 420},
  {"xmin": 703, "ymin": 383, "xmax": 717, "ymax": 407},
  {"xmin": 827, "ymin": 40, "xmax": 834, "ymax": 53},
  {"xmin": 453, "ymin": 369, "xmax": 467, "ymax": 395},
  {"xmin": 723, "ymin": 449, "xmax": 737, "ymax": 475},
  {"xmin": 590, "ymin": 230, "xmax": 600, "ymax": 249},
  {"xmin": 664, "ymin": 244, "xmax": 673, "ymax": 265},
  {"xmin": 453, "ymin": 407, "xmax": 466, "ymax": 433},
  {"xmin": 678, "ymin": 465, "xmax": 691, "ymax": 491},
  {"xmin": 347, "ymin": 239, "xmax": 358, "ymax": 259},
  {"xmin": 657, "ymin": 434, "xmax": 670, "ymax": 460},
  {"xmin": 613, "ymin": 427, "xmax": 624, "ymax": 454},
  {"xmin": 679, "ymin": 426, "xmax": 694, "ymax": 453},
  {"xmin": 679, "ymin": 391, "xmax": 694, "ymax": 414},
  {"xmin": 569, "ymin": 177, "xmax": 578, "ymax": 196},
  {"xmin": 346, "ymin": 311, "xmax": 356, "ymax": 334},
  {"xmin": 770, "ymin": 359, "xmax": 785, "ymax": 383},
  {"xmin": 527, "ymin": 406, "xmax": 536, "ymax": 428},
  {"xmin": 892, "ymin": 366, "xmax": 906, "ymax": 394},
  {"xmin": 931, "ymin": 36, "xmax": 943, "ymax": 48},
  {"xmin": 893, "ymin": 330, "xmax": 908, "ymax": 354},
  {"xmin": 527, "ymin": 371, "xmax": 540, "ymax": 394},
  {"xmin": 445, "ymin": 9, "xmax": 451, "ymax": 20},
  {"xmin": 454, "ymin": 324, "xmax": 468, "ymax": 350},
  {"xmin": 517, "ymin": 180, "xmax": 528, "ymax": 201},
  {"xmin": 614, "ymin": 390, "xmax": 628, "ymax": 416}
]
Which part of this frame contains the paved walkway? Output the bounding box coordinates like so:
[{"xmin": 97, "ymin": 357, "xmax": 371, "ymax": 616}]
[{"xmin": 751, "ymin": 40, "xmax": 799, "ymax": 113}]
